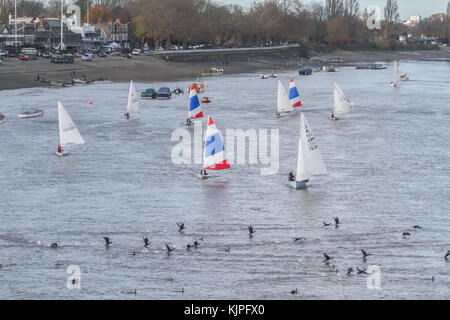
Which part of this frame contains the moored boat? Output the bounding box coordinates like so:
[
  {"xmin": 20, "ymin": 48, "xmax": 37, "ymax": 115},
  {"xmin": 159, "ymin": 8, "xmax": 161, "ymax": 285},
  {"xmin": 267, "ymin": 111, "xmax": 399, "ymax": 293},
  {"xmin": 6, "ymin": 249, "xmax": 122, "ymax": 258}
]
[
  {"xmin": 0, "ymin": 113, "xmax": 5, "ymax": 121},
  {"xmin": 18, "ymin": 109, "xmax": 44, "ymax": 118},
  {"xmin": 298, "ymin": 68, "xmax": 313, "ymax": 75},
  {"xmin": 141, "ymin": 88, "xmax": 157, "ymax": 99},
  {"xmin": 156, "ymin": 87, "xmax": 172, "ymax": 99}
]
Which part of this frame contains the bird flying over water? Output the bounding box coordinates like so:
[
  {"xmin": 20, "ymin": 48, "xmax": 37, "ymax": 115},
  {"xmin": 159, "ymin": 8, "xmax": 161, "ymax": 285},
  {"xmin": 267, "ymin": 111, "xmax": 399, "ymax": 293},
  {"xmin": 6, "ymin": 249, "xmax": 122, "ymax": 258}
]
[
  {"xmin": 323, "ymin": 222, "xmax": 332, "ymax": 227},
  {"xmin": 323, "ymin": 253, "xmax": 334, "ymax": 262},
  {"xmin": 248, "ymin": 226, "xmax": 255, "ymax": 235},
  {"xmin": 334, "ymin": 217, "xmax": 340, "ymax": 225},
  {"xmin": 193, "ymin": 241, "xmax": 200, "ymax": 247},
  {"xmin": 346, "ymin": 267, "xmax": 353, "ymax": 275},
  {"xmin": 165, "ymin": 243, "xmax": 174, "ymax": 253},
  {"xmin": 402, "ymin": 232, "xmax": 411, "ymax": 238},
  {"xmin": 413, "ymin": 225, "xmax": 423, "ymax": 230},
  {"xmin": 357, "ymin": 267, "xmax": 368, "ymax": 274},
  {"xmin": 143, "ymin": 237, "xmax": 149, "ymax": 247},
  {"xmin": 103, "ymin": 237, "xmax": 112, "ymax": 247},
  {"xmin": 177, "ymin": 223, "xmax": 185, "ymax": 232},
  {"xmin": 290, "ymin": 288, "xmax": 298, "ymax": 294},
  {"xmin": 293, "ymin": 237, "xmax": 305, "ymax": 242},
  {"xmin": 445, "ymin": 250, "xmax": 450, "ymax": 260},
  {"xmin": 361, "ymin": 249, "xmax": 371, "ymax": 258},
  {"xmin": 186, "ymin": 243, "xmax": 192, "ymax": 249}
]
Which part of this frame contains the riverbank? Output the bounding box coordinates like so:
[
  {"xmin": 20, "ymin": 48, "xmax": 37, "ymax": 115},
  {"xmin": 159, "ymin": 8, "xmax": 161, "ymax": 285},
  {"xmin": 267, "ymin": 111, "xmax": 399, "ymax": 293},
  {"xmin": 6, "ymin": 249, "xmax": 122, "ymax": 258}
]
[{"xmin": 0, "ymin": 47, "xmax": 449, "ymax": 91}]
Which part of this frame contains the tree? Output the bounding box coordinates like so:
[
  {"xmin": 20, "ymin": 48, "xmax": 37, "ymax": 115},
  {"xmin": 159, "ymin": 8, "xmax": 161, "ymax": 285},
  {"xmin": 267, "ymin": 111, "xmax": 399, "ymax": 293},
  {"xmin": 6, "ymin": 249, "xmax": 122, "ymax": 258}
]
[{"xmin": 384, "ymin": 0, "xmax": 399, "ymax": 39}]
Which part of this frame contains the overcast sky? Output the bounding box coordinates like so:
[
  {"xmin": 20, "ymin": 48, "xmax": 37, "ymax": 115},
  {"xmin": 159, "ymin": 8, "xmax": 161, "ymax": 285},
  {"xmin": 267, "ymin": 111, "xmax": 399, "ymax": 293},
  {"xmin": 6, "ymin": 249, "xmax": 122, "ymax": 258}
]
[{"xmin": 217, "ymin": 0, "xmax": 449, "ymax": 20}]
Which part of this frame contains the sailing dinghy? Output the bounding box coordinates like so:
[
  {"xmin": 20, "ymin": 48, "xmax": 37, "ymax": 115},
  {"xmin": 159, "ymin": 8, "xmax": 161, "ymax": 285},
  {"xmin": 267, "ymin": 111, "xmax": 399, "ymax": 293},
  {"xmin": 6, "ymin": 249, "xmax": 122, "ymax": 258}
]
[
  {"xmin": 124, "ymin": 80, "xmax": 139, "ymax": 119},
  {"xmin": 276, "ymin": 80, "xmax": 293, "ymax": 117},
  {"xmin": 332, "ymin": 82, "xmax": 354, "ymax": 120},
  {"xmin": 197, "ymin": 116, "xmax": 230, "ymax": 179},
  {"xmin": 186, "ymin": 84, "xmax": 203, "ymax": 125},
  {"xmin": 56, "ymin": 101, "xmax": 85, "ymax": 157},
  {"xmin": 288, "ymin": 78, "xmax": 302, "ymax": 108},
  {"xmin": 390, "ymin": 61, "xmax": 401, "ymax": 87},
  {"xmin": 290, "ymin": 113, "xmax": 327, "ymax": 189}
]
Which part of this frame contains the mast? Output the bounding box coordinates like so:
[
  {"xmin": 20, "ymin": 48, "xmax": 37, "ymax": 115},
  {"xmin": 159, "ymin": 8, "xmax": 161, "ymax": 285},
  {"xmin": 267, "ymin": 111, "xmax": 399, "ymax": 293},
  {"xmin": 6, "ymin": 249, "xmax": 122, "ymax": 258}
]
[
  {"xmin": 60, "ymin": 0, "xmax": 64, "ymax": 51},
  {"xmin": 14, "ymin": 0, "xmax": 17, "ymax": 54}
]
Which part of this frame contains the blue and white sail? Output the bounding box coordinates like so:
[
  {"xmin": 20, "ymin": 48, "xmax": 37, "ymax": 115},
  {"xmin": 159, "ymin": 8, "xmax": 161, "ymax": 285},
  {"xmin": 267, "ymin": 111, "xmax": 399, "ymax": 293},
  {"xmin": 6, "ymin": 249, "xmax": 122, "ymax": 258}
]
[
  {"xmin": 188, "ymin": 83, "xmax": 203, "ymax": 119},
  {"xmin": 289, "ymin": 77, "xmax": 302, "ymax": 108},
  {"xmin": 203, "ymin": 116, "xmax": 230, "ymax": 170}
]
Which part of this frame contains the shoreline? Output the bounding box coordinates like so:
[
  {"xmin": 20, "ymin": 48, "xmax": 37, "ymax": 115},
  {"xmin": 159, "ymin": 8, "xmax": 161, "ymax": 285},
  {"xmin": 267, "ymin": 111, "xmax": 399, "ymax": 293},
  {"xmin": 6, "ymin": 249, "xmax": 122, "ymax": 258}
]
[{"xmin": 0, "ymin": 48, "xmax": 449, "ymax": 91}]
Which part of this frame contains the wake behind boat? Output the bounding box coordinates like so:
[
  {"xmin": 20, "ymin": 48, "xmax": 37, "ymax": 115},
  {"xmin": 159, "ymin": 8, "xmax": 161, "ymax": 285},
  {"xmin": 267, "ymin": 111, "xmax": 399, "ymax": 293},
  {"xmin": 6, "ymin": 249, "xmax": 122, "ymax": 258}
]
[
  {"xmin": 289, "ymin": 112, "xmax": 327, "ymax": 189},
  {"xmin": 18, "ymin": 109, "xmax": 44, "ymax": 118},
  {"xmin": 56, "ymin": 101, "xmax": 85, "ymax": 157}
]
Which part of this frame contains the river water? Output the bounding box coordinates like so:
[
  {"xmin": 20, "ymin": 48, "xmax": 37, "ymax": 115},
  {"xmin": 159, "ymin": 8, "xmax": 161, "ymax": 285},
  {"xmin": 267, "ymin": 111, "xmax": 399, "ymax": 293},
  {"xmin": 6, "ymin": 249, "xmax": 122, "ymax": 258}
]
[{"xmin": 0, "ymin": 61, "xmax": 449, "ymax": 299}]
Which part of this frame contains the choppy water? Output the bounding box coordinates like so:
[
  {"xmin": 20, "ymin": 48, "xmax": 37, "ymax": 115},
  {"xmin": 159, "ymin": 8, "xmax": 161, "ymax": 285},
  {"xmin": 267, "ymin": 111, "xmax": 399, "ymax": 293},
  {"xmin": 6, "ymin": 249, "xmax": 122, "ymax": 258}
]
[{"xmin": 0, "ymin": 61, "xmax": 449, "ymax": 300}]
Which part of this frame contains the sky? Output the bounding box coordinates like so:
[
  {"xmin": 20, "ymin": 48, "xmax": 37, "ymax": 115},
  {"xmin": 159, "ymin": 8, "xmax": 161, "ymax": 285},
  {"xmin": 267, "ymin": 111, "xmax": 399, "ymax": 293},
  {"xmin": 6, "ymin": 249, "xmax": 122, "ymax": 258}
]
[{"xmin": 217, "ymin": 0, "xmax": 449, "ymax": 20}]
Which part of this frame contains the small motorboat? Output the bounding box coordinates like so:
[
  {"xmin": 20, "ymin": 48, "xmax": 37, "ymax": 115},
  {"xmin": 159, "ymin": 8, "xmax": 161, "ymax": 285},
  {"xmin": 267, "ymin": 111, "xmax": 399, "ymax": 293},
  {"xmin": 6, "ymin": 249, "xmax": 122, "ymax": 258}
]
[
  {"xmin": 156, "ymin": 87, "xmax": 172, "ymax": 99},
  {"xmin": 0, "ymin": 113, "xmax": 5, "ymax": 121},
  {"xmin": 141, "ymin": 88, "xmax": 157, "ymax": 99},
  {"xmin": 200, "ymin": 67, "xmax": 224, "ymax": 76},
  {"xmin": 18, "ymin": 109, "xmax": 44, "ymax": 118},
  {"xmin": 72, "ymin": 77, "xmax": 87, "ymax": 85},
  {"xmin": 298, "ymin": 68, "xmax": 313, "ymax": 75},
  {"xmin": 173, "ymin": 88, "xmax": 184, "ymax": 95},
  {"xmin": 50, "ymin": 80, "xmax": 66, "ymax": 87},
  {"xmin": 260, "ymin": 74, "xmax": 269, "ymax": 80},
  {"xmin": 319, "ymin": 66, "xmax": 337, "ymax": 72},
  {"xmin": 201, "ymin": 97, "xmax": 211, "ymax": 104},
  {"xmin": 401, "ymin": 74, "xmax": 409, "ymax": 81}
]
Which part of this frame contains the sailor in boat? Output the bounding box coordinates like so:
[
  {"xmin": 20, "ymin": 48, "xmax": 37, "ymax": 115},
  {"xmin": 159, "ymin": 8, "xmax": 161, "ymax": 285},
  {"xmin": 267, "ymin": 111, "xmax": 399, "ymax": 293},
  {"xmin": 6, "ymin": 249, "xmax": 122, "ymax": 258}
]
[
  {"xmin": 124, "ymin": 112, "xmax": 130, "ymax": 119},
  {"xmin": 289, "ymin": 170, "xmax": 296, "ymax": 182},
  {"xmin": 275, "ymin": 112, "xmax": 280, "ymax": 118},
  {"xmin": 185, "ymin": 118, "xmax": 192, "ymax": 126},
  {"xmin": 331, "ymin": 113, "xmax": 336, "ymax": 121},
  {"xmin": 200, "ymin": 169, "xmax": 208, "ymax": 177},
  {"xmin": 57, "ymin": 144, "xmax": 63, "ymax": 155}
]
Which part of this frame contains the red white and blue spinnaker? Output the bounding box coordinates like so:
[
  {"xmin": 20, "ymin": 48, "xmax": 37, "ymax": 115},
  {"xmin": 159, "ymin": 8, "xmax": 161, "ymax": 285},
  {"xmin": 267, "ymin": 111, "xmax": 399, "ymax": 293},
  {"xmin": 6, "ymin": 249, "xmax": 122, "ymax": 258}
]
[
  {"xmin": 188, "ymin": 84, "xmax": 203, "ymax": 119},
  {"xmin": 203, "ymin": 116, "xmax": 230, "ymax": 170},
  {"xmin": 289, "ymin": 77, "xmax": 302, "ymax": 108}
]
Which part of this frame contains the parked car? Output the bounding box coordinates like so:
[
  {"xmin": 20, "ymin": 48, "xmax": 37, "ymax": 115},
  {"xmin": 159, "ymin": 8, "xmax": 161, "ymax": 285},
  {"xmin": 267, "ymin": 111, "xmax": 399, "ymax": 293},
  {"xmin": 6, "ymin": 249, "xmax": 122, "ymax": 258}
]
[
  {"xmin": 81, "ymin": 53, "xmax": 93, "ymax": 61},
  {"xmin": 18, "ymin": 54, "xmax": 29, "ymax": 61},
  {"xmin": 42, "ymin": 51, "xmax": 52, "ymax": 59},
  {"xmin": 97, "ymin": 51, "xmax": 107, "ymax": 57},
  {"xmin": 132, "ymin": 49, "xmax": 141, "ymax": 56},
  {"xmin": 0, "ymin": 50, "xmax": 7, "ymax": 58}
]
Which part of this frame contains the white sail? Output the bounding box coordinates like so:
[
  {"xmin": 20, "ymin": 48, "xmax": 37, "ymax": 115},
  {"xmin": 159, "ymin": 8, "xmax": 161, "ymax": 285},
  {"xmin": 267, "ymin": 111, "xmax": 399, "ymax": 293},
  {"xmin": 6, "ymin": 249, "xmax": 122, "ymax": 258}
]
[
  {"xmin": 333, "ymin": 83, "xmax": 354, "ymax": 114},
  {"xmin": 295, "ymin": 113, "xmax": 327, "ymax": 181},
  {"xmin": 277, "ymin": 80, "xmax": 293, "ymax": 113},
  {"xmin": 126, "ymin": 80, "xmax": 139, "ymax": 114},
  {"xmin": 393, "ymin": 61, "xmax": 401, "ymax": 84},
  {"xmin": 58, "ymin": 101, "xmax": 85, "ymax": 147}
]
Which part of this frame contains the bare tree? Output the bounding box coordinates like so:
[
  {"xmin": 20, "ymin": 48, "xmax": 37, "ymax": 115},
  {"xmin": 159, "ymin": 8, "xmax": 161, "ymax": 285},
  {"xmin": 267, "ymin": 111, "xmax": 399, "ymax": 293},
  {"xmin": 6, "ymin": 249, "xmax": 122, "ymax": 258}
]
[{"xmin": 384, "ymin": 0, "xmax": 399, "ymax": 39}]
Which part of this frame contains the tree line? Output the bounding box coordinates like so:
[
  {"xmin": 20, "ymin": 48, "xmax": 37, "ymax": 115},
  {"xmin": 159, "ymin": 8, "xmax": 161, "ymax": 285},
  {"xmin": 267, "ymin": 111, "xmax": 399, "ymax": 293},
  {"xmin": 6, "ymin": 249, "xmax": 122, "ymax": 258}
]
[{"xmin": 1, "ymin": 0, "xmax": 450, "ymax": 48}]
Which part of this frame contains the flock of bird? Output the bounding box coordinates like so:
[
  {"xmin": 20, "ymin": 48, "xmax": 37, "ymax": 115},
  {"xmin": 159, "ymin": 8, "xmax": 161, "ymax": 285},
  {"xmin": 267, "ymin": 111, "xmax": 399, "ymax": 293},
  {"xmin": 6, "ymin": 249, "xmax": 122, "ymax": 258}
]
[
  {"xmin": 2, "ymin": 217, "xmax": 448, "ymax": 296},
  {"xmin": 88, "ymin": 218, "xmax": 449, "ymax": 295}
]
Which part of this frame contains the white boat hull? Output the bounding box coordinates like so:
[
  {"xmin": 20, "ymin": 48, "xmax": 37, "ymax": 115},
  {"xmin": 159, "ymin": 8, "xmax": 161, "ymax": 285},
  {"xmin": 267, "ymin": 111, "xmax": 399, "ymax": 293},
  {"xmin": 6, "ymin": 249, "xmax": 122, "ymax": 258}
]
[
  {"xmin": 197, "ymin": 174, "xmax": 209, "ymax": 180},
  {"xmin": 18, "ymin": 110, "xmax": 44, "ymax": 118},
  {"xmin": 289, "ymin": 180, "xmax": 308, "ymax": 189},
  {"xmin": 56, "ymin": 152, "xmax": 69, "ymax": 157}
]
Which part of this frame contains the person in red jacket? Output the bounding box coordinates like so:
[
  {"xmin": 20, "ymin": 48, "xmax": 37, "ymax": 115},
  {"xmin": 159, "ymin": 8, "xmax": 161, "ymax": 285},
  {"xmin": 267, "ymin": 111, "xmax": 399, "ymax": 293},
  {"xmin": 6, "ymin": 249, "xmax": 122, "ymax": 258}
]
[{"xmin": 57, "ymin": 144, "xmax": 62, "ymax": 154}]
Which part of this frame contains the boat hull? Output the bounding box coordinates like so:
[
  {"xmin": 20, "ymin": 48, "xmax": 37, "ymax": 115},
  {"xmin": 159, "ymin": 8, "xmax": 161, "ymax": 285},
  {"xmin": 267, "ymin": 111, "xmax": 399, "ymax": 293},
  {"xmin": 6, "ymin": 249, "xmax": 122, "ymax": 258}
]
[
  {"xmin": 18, "ymin": 110, "xmax": 44, "ymax": 118},
  {"xmin": 289, "ymin": 180, "xmax": 308, "ymax": 189},
  {"xmin": 56, "ymin": 152, "xmax": 69, "ymax": 157},
  {"xmin": 197, "ymin": 174, "xmax": 209, "ymax": 180}
]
